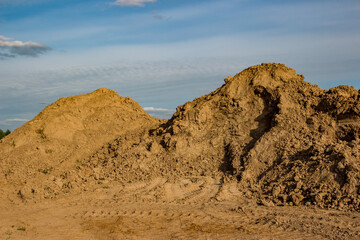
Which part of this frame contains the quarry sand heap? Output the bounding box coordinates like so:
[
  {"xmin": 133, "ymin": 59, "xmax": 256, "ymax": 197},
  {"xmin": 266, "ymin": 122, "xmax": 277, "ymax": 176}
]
[
  {"xmin": 79, "ymin": 63, "xmax": 360, "ymax": 210},
  {"xmin": 1, "ymin": 63, "xmax": 359, "ymax": 211}
]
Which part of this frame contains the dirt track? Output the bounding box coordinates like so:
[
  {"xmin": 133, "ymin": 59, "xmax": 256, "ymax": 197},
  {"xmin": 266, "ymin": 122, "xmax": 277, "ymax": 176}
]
[{"xmin": 1, "ymin": 177, "xmax": 360, "ymax": 239}]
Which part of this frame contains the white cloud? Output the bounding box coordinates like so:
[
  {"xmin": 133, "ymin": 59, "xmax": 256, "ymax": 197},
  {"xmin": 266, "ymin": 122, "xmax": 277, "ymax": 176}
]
[
  {"xmin": 0, "ymin": 36, "xmax": 11, "ymax": 41},
  {"xmin": 0, "ymin": 118, "xmax": 29, "ymax": 125},
  {"xmin": 143, "ymin": 107, "xmax": 173, "ymax": 112},
  {"xmin": 0, "ymin": 35, "xmax": 50, "ymax": 58},
  {"xmin": 111, "ymin": 0, "xmax": 156, "ymax": 7},
  {"xmin": 143, "ymin": 107, "xmax": 174, "ymax": 119}
]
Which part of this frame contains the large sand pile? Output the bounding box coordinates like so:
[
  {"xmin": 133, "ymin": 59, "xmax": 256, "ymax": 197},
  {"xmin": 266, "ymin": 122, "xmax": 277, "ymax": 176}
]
[
  {"xmin": 76, "ymin": 63, "xmax": 360, "ymax": 210},
  {"xmin": 1, "ymin": 63, "xmax": 359, "ymax": 211}
]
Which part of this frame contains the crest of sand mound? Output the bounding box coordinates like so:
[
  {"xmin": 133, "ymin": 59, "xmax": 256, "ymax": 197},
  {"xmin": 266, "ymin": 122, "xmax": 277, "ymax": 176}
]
[
  {"xmin": 77, "ymin": 63, "xmax": 360, "ymax": 210},
  {"xmin": 0, "ymin": 88, "xmax": 159, "ymax": 200}
]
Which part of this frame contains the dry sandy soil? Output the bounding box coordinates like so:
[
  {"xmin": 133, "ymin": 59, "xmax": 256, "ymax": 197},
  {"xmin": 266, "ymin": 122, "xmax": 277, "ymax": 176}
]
[
  {"xmin": 0, "ymin": 63, "xmax": 359, "ymax": 239},
  {"xmin": 1, "ymin": 178, "xmax": 360, "ymax": 239}
]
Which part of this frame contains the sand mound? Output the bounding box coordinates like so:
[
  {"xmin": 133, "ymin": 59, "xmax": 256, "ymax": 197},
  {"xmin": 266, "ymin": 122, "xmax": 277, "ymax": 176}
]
[
  {"xmin": 0, "ymin": 88, "xmax": 159, "ymax": 200},
  {"xmin": 73, "ymin": 63, "xmax": 360, "ymax": 210},
  {"xmin": 1, "ymin": 63, "xmax": 359, "ymax": 211}
]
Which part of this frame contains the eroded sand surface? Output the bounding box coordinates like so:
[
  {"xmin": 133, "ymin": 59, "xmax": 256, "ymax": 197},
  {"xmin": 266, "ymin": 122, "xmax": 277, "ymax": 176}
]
[{"xmin": 1, "ymin": 177, "xmax": 360, "ymax": 239}]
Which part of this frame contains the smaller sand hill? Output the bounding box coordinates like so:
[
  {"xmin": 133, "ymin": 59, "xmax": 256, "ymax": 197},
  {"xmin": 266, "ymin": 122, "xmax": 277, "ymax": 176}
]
[{"xmin": 0, "ymin": 88, "xmax": 159, "ymax": 200}]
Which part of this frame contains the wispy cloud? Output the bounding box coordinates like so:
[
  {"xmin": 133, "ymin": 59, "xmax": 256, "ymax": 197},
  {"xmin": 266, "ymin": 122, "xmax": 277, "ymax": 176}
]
[
  {"xmin": 0, "ymin": 52, "xmax": 15, "ymax": 58},
  {"xmin": 0, "ymin": 35, "xmax": 51, "ymax": 58},
  {"xmin": 0, "ymin": 0, "xmax": 54, "ymax": 5},
  {"xmin": 111, "ymin": 0, "xmax": 156, "ymax": 7},
  {"xmin": 0, "ymin": 118, "xmax": 29, "ymax": 126},
  {"xmin": 152, "ymin": 10, "xmax": 163, "ymax": 20},
  {"xmin": 151, "ymin": 10, "xmax": 168, "ymax": 21},
  {"xmin": 143, "ymin": 107, "xmax": 173, "ymax": 112},
  {"xmin": 143, "ymin": 107, "xmax": 174, "ymax": 119}
]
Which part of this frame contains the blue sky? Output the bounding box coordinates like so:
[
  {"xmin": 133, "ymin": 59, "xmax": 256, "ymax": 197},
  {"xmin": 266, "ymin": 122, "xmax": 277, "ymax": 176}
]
[{"xmin": 0, "ymin": 0, "xmax": 359, "ymax": 130}]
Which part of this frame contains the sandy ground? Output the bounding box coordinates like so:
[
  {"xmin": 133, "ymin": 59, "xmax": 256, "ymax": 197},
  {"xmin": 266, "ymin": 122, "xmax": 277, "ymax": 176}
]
[{"xmin": 1, "ymin": 177, "xmax": 360, "ymax": 240}]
